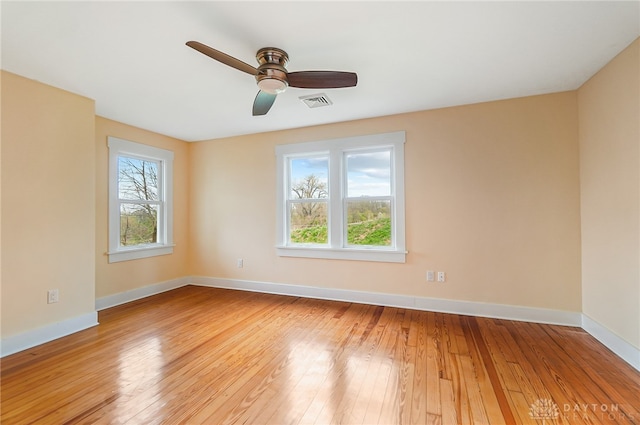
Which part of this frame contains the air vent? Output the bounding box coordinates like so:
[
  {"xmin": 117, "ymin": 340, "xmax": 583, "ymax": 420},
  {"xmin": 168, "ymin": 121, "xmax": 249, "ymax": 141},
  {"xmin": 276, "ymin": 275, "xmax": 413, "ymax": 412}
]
[{"xmin": 299, "ymin": 93, "xmax": 333, "ymax": 108}]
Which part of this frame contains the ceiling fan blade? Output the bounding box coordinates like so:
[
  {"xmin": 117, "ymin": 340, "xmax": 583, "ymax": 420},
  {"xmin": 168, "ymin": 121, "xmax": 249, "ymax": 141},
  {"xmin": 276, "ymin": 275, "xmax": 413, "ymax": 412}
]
[
  {"xmin": 287, "ymin": 71, "xmax": 358, "ymax": 89},
  {"xmin": 253, "ymin": 91, "xmax": 277, "ymax": 116},
  {"xmin": 186, "ymin": 41, "xmax": 258, "ymax": 76}
]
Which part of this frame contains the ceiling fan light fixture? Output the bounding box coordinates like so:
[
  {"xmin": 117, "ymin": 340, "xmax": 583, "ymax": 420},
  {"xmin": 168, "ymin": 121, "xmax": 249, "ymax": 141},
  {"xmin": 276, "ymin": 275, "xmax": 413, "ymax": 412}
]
[{"xmin": 257, "ymin": 77, "xmax": 288, "ymax": 94}]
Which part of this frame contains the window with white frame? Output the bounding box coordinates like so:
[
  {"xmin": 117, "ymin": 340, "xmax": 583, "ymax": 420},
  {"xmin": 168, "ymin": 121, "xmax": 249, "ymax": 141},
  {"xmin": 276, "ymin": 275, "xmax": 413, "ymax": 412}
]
[
  {"xmin": 107, "ymin": 137, "xmax": 174, "ymax": 263},
  {"xmin": 276, "ymin": 131, "xmax": 406, "ymax": 263}
]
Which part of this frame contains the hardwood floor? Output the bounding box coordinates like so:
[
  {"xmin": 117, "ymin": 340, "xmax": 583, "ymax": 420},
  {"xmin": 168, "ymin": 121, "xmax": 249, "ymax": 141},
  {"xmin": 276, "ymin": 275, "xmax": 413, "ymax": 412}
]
[{"xmin": 2, "ymin": 285, "xmax": 639, "ymax": 424}]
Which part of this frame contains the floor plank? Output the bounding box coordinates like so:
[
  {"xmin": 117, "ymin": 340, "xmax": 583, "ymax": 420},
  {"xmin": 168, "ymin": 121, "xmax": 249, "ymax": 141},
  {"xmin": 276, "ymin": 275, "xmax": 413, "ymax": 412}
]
[{"xmin": 2, "ymin": 285, "xmax": 639, "ymax": 424}]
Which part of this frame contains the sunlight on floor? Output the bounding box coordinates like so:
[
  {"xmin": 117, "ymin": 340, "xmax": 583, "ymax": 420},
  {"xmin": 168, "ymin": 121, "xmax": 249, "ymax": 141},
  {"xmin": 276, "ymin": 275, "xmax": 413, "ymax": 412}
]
[
  {"xmin": 116, "ymin": 336, "xmax": 165, "ymax": 422},
  {"xmin": 283, "ymin": 335, "xmax": 400, "ymax": 424}
]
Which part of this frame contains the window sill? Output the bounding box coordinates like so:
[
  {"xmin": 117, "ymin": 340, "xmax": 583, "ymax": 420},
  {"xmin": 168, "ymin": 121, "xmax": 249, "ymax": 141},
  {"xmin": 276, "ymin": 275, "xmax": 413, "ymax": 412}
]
[
  {"xmin": 276, "ymin": 246, "xmax": 406, "ymax": 263},
  {"xmin": 107, "ymin": 244, "xmax": 175, "ymax": 263}
]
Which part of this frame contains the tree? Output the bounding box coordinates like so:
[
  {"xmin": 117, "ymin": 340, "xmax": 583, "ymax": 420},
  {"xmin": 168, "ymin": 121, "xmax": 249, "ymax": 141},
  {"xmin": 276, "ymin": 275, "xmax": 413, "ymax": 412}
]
[{"xmin": 291, "ymin": 174, "xmax": 327, "ymax": 220}]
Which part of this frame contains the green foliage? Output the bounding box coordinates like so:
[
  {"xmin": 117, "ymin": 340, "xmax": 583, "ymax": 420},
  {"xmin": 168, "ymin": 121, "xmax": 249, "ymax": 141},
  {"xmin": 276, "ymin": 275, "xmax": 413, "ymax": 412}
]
[
  {"xmin": 120, "ymin": 212, "xmax": 157, "ymax": 246},
  {"xmin": 290, "ymin": 224, "xmax": 328, "ymax": 244},
  {"xmin": 347, "ymin": 200, "xmax": 390, "ymax": 224},
  {"xmin": 290, "ymin": 217, "xmax": 391, "ymax": 246},
  {"xmin": 347, "ymin": 217, "xmax": 391, "ymax": 246}
]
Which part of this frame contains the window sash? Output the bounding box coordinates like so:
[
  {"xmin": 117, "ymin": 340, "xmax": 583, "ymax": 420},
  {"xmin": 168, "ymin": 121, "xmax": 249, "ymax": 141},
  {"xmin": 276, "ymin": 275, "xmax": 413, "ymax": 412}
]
[
  {"xmin": 117, "ymin": 156, "xmax": 165, "ymax": 247},
  {"xmin": 119, "ymin": 202, "xmax": 159, "ymax": 247},
  {"xmin": 287, "ymin": 199, "xmax": 329, "ymax": 246},
  {"xmin": 118, "ymin": 199, "xmax": 162, "ymax": 206},
  {"xmin": 117, "ymin": 155, "xmax": 161, "ymax": 201},
  {"xmin": 344, "ymin": 148, "xmax": 393, "ymax": 198}
]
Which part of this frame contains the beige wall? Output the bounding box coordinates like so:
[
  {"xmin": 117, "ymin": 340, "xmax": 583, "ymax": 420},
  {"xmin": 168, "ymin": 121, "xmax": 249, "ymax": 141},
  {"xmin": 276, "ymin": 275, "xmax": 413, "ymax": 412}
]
[
  {"xmin": 1, "ymin": 71, "xmax": 96, "ymax": 337},
  {"xmin": 190, "ymin": 91, "xmax": 582, "ymax": 312},
  {"xmin": 578, "ymin": 39, "xmax": 640, "ymax": 348},
  {"xmin": 0, "ymin": 74, "xmax": 3, "ymax": 333},
  {"xmin": 95, "ymin": 117, "xmax": 190, "ymax": 298}
]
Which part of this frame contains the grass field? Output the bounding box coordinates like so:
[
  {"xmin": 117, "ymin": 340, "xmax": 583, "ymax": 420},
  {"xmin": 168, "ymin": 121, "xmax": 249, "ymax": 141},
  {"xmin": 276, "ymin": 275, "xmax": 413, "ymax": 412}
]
[{"xmin": 291, "ymin": 217, "xmax": 391, "ymax": 246}]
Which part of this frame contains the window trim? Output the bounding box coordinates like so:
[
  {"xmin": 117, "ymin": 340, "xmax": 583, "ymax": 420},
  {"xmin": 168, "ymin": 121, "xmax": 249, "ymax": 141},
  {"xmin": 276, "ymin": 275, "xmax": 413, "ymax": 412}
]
[
  {"xmin": 275, "ymin": 131, "xmax": 406, "ymax": 263},
  {"xmin": 107, "ymin": 137, "xmax": 174, "ymax": 263}
]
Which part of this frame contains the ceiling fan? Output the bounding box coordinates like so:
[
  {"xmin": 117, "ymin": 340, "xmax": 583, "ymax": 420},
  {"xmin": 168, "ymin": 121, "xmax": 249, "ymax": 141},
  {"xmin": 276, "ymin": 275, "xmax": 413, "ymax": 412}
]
[{"xmin": 186, "ymin": 41, "xmax": 358, "ymax": 116}]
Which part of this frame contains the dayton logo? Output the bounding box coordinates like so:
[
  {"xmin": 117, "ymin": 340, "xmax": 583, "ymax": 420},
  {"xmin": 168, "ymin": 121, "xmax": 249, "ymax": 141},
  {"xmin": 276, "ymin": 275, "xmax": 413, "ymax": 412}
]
[{"xmin": 529, "ymin": 398, "xmax": 560, "ymax": 422}]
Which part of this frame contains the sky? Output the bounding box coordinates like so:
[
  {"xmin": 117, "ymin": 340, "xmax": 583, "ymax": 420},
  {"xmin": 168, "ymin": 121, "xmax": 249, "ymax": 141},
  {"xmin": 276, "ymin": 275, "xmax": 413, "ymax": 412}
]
[{"xmin": 289, "ymin": 149, "xmax": 391, "ymax": 198}]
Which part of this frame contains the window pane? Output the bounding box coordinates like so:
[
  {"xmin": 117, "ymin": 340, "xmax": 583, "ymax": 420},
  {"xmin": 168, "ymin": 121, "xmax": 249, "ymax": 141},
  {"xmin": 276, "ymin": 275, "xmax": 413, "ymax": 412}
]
[
  {"xmin": 120, "ymin": 203, "xmax": 158, "ymax": 246},
  {"xmin": 346, "ymin": 200, "xmax": 391, "ymax": 246},
  {"xmin": 289, "ymin": 157, "xmax": 328, "ymax": 199},
  {"xmin": 346, "ymin": 151, "xmax": 391, "ymax": 197},
  {"xmin": 289, "ymin": 201, "xmax": 328, "ymax": 244},
  {"xmin": 118, "ymin": 156, "xmax": 159, "ymax": 201}
]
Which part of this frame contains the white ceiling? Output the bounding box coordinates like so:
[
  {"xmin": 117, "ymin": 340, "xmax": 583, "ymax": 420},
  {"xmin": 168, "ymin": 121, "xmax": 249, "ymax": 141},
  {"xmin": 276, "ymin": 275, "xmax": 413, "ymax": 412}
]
[{"xmin": 2, "ymin": 1, "xmax": 639, "ymax": 142}]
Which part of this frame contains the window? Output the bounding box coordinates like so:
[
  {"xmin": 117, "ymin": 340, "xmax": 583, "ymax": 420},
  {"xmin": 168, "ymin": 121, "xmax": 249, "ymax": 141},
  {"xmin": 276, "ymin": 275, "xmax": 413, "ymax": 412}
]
[
  {"xmin": 107, "ymin": 137, "xmax": 174, "ymax": 263},
  {"xmin": 276, "ymin": 131, "xmax": 406, "ymax": 263}
]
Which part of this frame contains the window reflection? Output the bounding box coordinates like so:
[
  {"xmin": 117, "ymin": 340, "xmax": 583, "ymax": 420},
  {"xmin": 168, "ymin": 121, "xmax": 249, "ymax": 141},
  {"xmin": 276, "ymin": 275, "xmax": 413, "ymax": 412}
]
[{"xmin": 116, "ymin": 336, "xmax": 164, "ymax": 423}]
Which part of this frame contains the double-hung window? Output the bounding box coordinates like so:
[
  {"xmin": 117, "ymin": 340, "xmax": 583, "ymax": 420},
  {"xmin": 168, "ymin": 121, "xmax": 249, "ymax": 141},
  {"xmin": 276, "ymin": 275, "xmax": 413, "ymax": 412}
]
[
  {"xmin": 276, "ymin": 131, "xmax": 406, "ymax": 263},
  {"xmin": 107, "ymin": 137, "xmax": 174, "ymax": 263}
]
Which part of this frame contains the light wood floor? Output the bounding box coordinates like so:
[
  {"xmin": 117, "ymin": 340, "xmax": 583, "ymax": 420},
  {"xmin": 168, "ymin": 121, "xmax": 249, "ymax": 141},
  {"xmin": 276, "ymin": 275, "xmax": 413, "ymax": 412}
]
[{"xmin": 2, "ymin": 286, "xmax": 639, "ymax": 424}]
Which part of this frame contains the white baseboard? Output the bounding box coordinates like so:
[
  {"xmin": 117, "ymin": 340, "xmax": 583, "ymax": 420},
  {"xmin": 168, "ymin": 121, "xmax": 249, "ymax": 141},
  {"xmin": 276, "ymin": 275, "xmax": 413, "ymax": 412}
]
[
  {"xmin": 95, "ymin": 276, "xmax": 190, "ymax": 311},
  {"xmin": 413, "ymin": 296, "xmax": 583, "ymax": 326},
  {"xmin": 1, "ymin": 311, "xmax": 98, "ymax": 358},
  {"xmin": 582, "ymin": 314, "xmax": 640, "ymax": 371},
  {"xmin": 189, "ymin": 276, "xmax": 583, "ymax": 327}
]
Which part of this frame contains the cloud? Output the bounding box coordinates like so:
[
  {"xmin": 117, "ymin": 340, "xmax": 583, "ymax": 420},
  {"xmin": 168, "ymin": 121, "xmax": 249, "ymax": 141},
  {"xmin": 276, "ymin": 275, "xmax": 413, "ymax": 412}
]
[{"xmin": 346, "ymin": 151, "xmax": 391, "ymax": 196}]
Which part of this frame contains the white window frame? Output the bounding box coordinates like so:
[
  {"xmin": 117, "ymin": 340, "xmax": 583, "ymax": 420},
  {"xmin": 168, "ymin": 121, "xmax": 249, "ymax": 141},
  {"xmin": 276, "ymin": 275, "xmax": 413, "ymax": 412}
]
[
  {"xmin": 107, "ymin": 137, "xmax": 174, "ymax": 263},
  {"xmin": 276, "ymin": 131, "xmax": 406, "ymax": 263}
]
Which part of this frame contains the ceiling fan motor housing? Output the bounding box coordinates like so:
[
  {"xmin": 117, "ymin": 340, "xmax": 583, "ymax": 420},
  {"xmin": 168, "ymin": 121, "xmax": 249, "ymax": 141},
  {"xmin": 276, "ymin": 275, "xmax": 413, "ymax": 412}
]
[{"xmin": 256, "ymin": 47, "xmax": 289, "ymax": 94}]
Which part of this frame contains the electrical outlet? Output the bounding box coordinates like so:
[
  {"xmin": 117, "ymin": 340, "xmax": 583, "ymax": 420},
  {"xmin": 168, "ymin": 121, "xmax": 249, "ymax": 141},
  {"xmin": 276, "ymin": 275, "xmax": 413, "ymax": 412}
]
[
  {"xmin": 47, "ymin": 289, "xmax": 59, "ymax": 304},
  {"xmin": 237, "ymin": 258, "xmax": 244, "ymax": 268},
  {"xmin": 437, "ymin": 272, "xmax": 446, "ymax": 283},
  {"xmin": 426, "ymin": 271, "xmax": 435, "ymax": 282}
]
